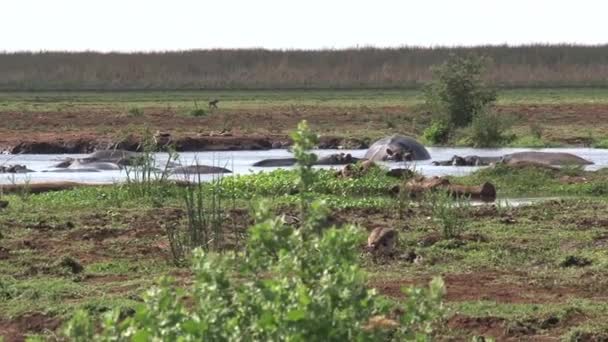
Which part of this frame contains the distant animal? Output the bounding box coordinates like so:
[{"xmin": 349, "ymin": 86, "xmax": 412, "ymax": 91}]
[
  {"xmin": 252, "ymin": 153, "xmax": 360, "ymax": 167},
  {"xmin": 52, "ymin": 149, "xmax": 141, "ymax": 169},
  {"xmin": 367, "ymin": 228, "xmax": 398, "ymax": 256},
  {"xmin": 499, "ymin": 152, "xmax": 593, "ymax": 166},
  {"xmin": 432, "ymin": 155, "xmax": 501, "ymax": 166},
  {"xmin": 364, "ymin": 135, "xmax": 431, "ymax": 162},
  {"xmin": 209, "ymin": 99, "xmax": 219, "ymax": 109},
  {"xmin": 171, "ymin": 165, "xmax": 232, "ymax": 175}
]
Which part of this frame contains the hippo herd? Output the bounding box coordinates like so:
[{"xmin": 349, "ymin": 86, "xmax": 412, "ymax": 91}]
[{"xmin": 0, "ymin": 134, "xmax": 596, "ymax": 175}]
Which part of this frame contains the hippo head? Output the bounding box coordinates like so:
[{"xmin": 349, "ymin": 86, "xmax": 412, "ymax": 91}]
[
  {"xmin": 385, "ymin": 148, "xmax": 413, "ymax": 162},
  {"xmin": 53, "ymin": 158, "xmax": 74, "ymax": 168},
  {"xmin": 451, "ymin": 156, "xmax": 466, "ymax": 166}
]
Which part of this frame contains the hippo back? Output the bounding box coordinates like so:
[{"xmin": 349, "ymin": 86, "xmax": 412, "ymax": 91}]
[
  {"xmin": 502, "ymin": 152, "xmax": 593, "ymax": 165},
  {"xmin": 365, "ymin": 135, "xmax": 430, "ymax": 161},
  {"xmin": 86, "ymin": 150, "xmax": 139, "ymax": 162}
]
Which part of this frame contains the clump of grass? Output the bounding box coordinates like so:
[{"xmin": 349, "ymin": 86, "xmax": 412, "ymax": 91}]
[
  {"xmin": 508, "ymin": 135, "xmax": 552, "ymax": 148},
  {"xmin": 426, "ymin": 190, "xmax": 470, "ymax": 239},
  {"xmin": 167, "ymin": 167, "xmax": 234, "ymax": 267},
  {"xmin": 127, "ymin": 107, "xmax": 143, "ymax": 117},
  {"xmin": 190, "ymin": 108, "xmax": 207, "ymax": 117},
  {"xmin": 190, "ymin": 101, "xmax": 207, "ymax": 117}
]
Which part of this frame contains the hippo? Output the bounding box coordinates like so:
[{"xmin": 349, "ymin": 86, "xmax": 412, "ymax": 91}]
[
  {"xmin": 364, "ymin": 135, "xmax": 431, "ymax": 162},
  {"xmin": 0, "ymin": 164, "xmax": 35, "ymax": 173},
  {"xmin": 43, "ymin": 168, "xmax": 101, "ymax": 173},
  {"xmin": 53, "ymin": 149, "xmax": 142, "ymax": 169},
  {"xmin": 500, "ymin": 152, "xmax": 593, "ymax": 166},
  {"xmin": 171, "ymin": 165, "xmax": 232, "ymax": 174},
  {"xmin": 253, "ymin": 153, "xmax": 360, "ymax": 167},
  {"xmin": 82, "ymin": 149, "xmax": 140, "ymax": 165},
  {"xmin": 50, "ymin": 158, "xmax": 123, "ymax": 172},
  {"xmin": 433, "ymin": 155, "xmax": 501, "ymax": 166},
  {"xmin": 315, "ymin": 153, "xmax": 361, "ymax": 165},
  {"xmin": 253, "ymin": 158, "xmax": 298, "ymax": 167}
]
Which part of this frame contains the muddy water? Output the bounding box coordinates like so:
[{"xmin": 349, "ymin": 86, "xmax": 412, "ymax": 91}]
[{"xmin": 1, "ymin": 147, "xmax": 607, "ymax": 185}]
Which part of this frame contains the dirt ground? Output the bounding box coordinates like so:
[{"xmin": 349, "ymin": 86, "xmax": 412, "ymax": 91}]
[
  {"xmin": 2, "ymin": 103, "xmax": 608, "ymax": 153},
  {"xmin": 3, "ymin": 199, "xmax": 608, "ymax": 340}
]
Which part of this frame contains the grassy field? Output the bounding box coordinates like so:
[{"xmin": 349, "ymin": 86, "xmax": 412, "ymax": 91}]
[
  {"xmin": 3, "ymin": 88, "xmax": 608, "ymax": 111},
  {"xmin": 2, "ymin": 164, "xmax": 608, "ymax": 340},
  {"xmin": 1, "ymin": 88, "xmax": 607, "ymax": 151}
]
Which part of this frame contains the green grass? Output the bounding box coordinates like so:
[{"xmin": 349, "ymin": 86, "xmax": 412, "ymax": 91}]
[
  {"xmin": 3, "ymin": 166, "xmax": 608, "ymax": 339},
  {"xmin": 2, "ymin": 88, "xmax": 608, "ymax": 112}
]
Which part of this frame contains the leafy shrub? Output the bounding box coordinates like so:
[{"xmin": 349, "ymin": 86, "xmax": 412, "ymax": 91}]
[
  {"xmin": 593, "ymin": 138, "xmax": 608, "ymax": 149},
  {"xmin": 63, "ymin": 120, "xmax": 445, "ymax": 341},
  {"xmin": 422, "ymin": 120, "xmax": 451, "ymax": 145},
  {"xmin": 190, "ymin": 108, "xmax": 207, "ymax": 117},
  {"xmin": 467, "ymin": 110, "xmax": 513, "ymax": 147},
  {"xmin": 424, "ymin": 54, "xmax": 497, "ymax": 128}
]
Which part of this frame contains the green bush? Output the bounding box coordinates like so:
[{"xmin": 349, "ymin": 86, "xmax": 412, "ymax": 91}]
[
  {"xmin": 592, "ymin": 138, "xmax": 608, "ymax": 149},
  {"xmin": 63, "ymin": 121, "xmax": 445, "ymax": 341},
  {"xmin": 190, "ymin": 108, "xmax": 207, "ymax": 117},
  {"xmin": 467, "ymin": 110, "xmax": 513, "ymax": 147},
  {"xmin": 127, "ymin": 107, "xmax": 143, "ymax": 117},
  {"xmin": 424, "ymin": 54, "xmax": 496, "ymax": 128},
  {"xmin": 422, "ymin": 120, "xmax": 451, "ymax": 145}
]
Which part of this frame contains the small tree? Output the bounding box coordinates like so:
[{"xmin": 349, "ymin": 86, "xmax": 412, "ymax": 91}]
[{"xmin": 424, "ymin": 54, "xmax": 497, "ymax": 128}]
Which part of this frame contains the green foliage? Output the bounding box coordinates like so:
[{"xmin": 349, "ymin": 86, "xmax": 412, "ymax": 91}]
[
  {"xmin": 122, "ymin": 128, "xmax": 178, "ymax": 203},
  {"xmin": 424, "ymin": 54, "xmax": 497, "ymax": 128},
  {"xmin": 592, "ymin": 138, "xmax": 608, "ymax": 149},
  {"xmin": 290, "ymin": 120, "xmax": 319, "ymax": 218},
  {"xmin": 466, "ymin": 110, "xmax": 514, "ymax": 147},
  {"xmin": 63, "ymin": 121, "xmax": 445, "ymax": 341},
  {"xmin": 426, "ymin": 190, "xmax": 470, "ymax": 239},
  {"xmin": 422, "ymin": 119, "xmax": 451, "ymax": 145},
  {"xmin": 127, "ymin": 107, "xmax": 143, "ymax": 117}
]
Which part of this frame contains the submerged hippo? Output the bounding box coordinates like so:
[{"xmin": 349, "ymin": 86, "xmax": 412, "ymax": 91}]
[
  {"xmin": 82, "ymin": 149, "xmax": 140, "ymax": 165},
  {"xmin": 433, "ymin": 155, "xmax": 501, "ymax": 166},
  {"xmin": 253, "ymin": 153, "xmax": 360, "ymax": 167},
  {"xmin": 364, "ymin": 135, "xmax": 431, "ymax": 162},
  {"xmin": 53, "ymin": 149, "xmax": 142, "ymax": 169},
  {"xmin": 253, "ymin": 158, "xmax": 297, "ymax": 167},
  {"xmin": 500, "ymin": 152, "xmax": 593, "ymax": 166},
  {"xmin": 0, "ymin": 164, "xmax": 35, "ymax": 173},
  {"xmin": 171, "ymin": 165, "xmax": 232, "ymax": 174}
]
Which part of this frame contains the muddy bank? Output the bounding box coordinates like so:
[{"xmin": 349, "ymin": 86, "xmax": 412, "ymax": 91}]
[{"xmin": 1, "ymin": 134, "xmax": 369, "ymax": 154}]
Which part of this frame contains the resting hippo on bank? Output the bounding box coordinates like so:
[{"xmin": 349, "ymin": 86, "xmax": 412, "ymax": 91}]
[
  {"xmin": 500, "ymin": 152, "xmax": 593, "ymax": 166},
  {"xmin": 171, "ymin": 165, "xmax": 232, "ymax": 174},
  {"xmin": 253, "ymin": 153, "xmax": 360, "ymax": 167},
  {"xmin": 364, "ymin": 135, "xmax": 431, "ymax": 162},
  {"xmin": 433, "ymin": 155, "xmax": 501, "ymax": 166}
]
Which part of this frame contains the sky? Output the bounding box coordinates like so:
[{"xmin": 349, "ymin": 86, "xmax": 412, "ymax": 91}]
[{"xmin": 2, "ymin": 0, "xmax": 607, "ymax": 52}]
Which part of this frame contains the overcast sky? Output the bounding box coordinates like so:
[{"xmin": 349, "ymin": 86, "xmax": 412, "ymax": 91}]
[{"xmin": 2, "ymin": 0, "xmax": 606, "ymax": 52}]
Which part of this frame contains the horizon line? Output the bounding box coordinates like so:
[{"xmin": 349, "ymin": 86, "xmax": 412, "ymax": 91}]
[{"xmin": 2, "ymin": 42, "xmax": 608, "ymax": 54}]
